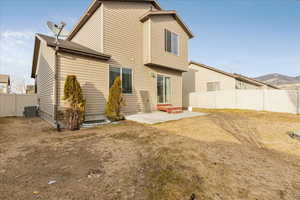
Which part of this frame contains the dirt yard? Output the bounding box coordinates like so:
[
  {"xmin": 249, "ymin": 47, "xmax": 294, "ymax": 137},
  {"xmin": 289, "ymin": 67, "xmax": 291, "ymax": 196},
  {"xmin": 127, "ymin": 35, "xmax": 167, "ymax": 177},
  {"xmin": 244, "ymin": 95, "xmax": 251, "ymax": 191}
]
[{"xmin": 0, "ymin": 110, "xmax": 300, "ymax": 200}]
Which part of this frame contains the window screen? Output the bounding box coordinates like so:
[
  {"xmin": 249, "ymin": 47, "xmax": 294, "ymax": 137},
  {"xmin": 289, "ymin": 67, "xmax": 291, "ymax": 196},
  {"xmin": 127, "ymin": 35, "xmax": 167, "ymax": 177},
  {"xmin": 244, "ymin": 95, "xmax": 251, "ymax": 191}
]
[
  {"xmin": 122, "ymin": 68, "xmax": 132, "ymax": 94},
  {"xmin": 207, "ymin": 82, "xmax": 220, "ymax": 92},
  {"xmin": 165, "ymin": 29, "xmax": 179, "ymax": 55}
]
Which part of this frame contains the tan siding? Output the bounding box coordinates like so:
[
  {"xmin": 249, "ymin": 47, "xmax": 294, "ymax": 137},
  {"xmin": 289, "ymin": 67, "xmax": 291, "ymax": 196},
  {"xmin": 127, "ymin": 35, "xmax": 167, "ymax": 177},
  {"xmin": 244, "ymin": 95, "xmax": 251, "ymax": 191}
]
[
  {"xmin": 103, "ymin": 1, "xmax": 185, "ymax": 113},
  {"xmin": 103, "ymin": 1, "xmax": 157, "ymax": 113},
  {"xmin": 57, "ymin": 53, "xmax": 109, "ymax": 119},
  {"xmin": 182, "ymin": 69, "xmax": 196, "ymax": 107},
  {"xmin": 149, "ymin": 15, "xmax": 189, "ymax": 71},
  {"xmin": 189, "ymin": 63, "xmax": 236, "ymax": 92},
  {"xmin": 71, "ymin": 4, "xmax": 103, "ymax": 52},
  {"xmin": 143, "ymin": 19, "xmax": 151, "ymax": 64},
  {"xmin": 0, "ymin": 83, "xmax": 9, "ymax": 94},
  {"xmin": 36, "ymin": 42, "xmax": 55, "ymax": 118}
]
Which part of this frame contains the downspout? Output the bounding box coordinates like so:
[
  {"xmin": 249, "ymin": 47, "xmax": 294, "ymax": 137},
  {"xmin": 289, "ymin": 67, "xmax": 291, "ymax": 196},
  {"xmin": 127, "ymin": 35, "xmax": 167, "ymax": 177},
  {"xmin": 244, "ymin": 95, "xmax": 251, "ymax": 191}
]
[{"xmin": 54, "ymin": 45, "xmax": 60, "ymax": 130}]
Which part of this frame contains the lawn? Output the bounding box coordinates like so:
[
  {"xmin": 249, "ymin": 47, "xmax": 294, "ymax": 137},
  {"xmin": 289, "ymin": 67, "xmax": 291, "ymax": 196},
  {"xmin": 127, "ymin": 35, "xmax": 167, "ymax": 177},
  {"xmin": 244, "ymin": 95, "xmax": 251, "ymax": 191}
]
[{"xmin": 0, "ymin": 110, "xmax": 300, "ymax": 200}]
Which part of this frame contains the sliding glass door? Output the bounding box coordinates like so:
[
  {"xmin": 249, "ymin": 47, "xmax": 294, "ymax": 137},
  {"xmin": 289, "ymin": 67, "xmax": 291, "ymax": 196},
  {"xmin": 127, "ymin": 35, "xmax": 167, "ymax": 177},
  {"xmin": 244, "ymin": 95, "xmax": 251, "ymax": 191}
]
[{"xmin": 157, "ymin": 75, "xmax": 171, "ymax": 104}]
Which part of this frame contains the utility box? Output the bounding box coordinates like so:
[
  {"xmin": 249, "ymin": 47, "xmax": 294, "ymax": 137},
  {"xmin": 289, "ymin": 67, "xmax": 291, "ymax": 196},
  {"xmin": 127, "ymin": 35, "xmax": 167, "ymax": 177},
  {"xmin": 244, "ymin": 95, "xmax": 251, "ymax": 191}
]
[{"xmin": 23, "ymin": 106, "xmax": 38, "ymax": 118}]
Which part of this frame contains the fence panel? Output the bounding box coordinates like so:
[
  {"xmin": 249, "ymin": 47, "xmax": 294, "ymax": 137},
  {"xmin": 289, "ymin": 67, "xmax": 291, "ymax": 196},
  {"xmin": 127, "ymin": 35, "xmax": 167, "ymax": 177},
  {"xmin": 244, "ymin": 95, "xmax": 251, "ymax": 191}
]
[
  {"xmin": 0, "ymin": 94, "xmax": 37, "ymax": 117},
  {"xmin": 189, "ymin": 89, "xmax": 300, "ymax": 114}
]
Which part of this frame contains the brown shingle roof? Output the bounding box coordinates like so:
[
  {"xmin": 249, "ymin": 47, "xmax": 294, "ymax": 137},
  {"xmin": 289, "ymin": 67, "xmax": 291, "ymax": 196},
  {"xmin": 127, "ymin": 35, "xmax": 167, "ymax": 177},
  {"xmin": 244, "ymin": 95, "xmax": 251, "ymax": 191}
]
[
  {"xmin": 37, "ymin": 34, "xmax": 111, "ymax": 59},
  {"xmin": 31, "ymin": 34, "xmax": 111, "ymax": 78},
  {"xmin": 140, "ymin": 10, "xmax": 194, "ymax": 38},
  {"xmin": 0, "ymin": 74, "xmax": 10, "ymax": 85}
]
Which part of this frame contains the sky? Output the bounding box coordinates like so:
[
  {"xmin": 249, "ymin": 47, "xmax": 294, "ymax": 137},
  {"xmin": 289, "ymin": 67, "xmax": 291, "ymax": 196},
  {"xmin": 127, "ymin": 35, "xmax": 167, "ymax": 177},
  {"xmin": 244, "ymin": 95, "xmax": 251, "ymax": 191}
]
[{"xmin": 0, "ymin": 0, "xmax": 299, "ymax": 89}]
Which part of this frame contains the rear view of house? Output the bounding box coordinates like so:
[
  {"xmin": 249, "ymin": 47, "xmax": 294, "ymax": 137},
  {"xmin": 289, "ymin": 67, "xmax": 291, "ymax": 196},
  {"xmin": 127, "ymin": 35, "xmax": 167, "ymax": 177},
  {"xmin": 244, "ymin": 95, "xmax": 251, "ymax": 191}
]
[
  {"xmin": 31, "ymin": 0, "xmax": 193, "ymax": 124},
  {"xmin": 0, "ymin": 74, "xmax": 10, "ymax": 94}
]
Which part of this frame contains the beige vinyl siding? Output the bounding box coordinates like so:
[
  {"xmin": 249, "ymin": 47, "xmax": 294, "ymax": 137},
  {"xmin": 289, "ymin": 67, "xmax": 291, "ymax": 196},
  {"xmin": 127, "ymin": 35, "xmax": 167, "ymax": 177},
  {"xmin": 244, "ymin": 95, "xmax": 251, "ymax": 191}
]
[
  {"xmin": 0, "ymin": 83, "xmax": 9, "ymax": 94},
  {"xmin": 149, "ymin": 15, "xmax": 189, "ymax": 72},
  {"xmin": 71, "ymin": 4, "xmax": 103, "ymax": 52},
  {"xmin": 57, "ymin": 52, "xmax": 109, "ymax": 119},
  {"xmin": 36, "ymin": 42, "xmax": 55, "ymax": 119},
  {"xmin": 236, "ymin": 80, "xmax": 260, "ymax": 90},
  {"xmin": 103, "ymin": 1, "xmax": 157, "ymax": 113},
  {"xmin": 182, "ymin": 69, "xmax": 196, "ymax": 108},
  {"xmin": 102, "ymin": 1, "xmax": 185, "ymax": 113},
  {"xmin": 189, "ymin": 63, "xmax": 236, "ymax": 92},
  {"xmin": 143, "ymin": 19, "xmax": 151, "ymax": 64}
]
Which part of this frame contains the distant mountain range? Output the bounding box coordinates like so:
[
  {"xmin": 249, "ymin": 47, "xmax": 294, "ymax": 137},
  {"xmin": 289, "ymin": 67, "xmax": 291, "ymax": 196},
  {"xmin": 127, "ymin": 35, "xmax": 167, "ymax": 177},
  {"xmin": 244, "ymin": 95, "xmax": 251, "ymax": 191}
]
[{"xmin": 255, "ymin": 73, "xmax": 300, "ymax": 89}]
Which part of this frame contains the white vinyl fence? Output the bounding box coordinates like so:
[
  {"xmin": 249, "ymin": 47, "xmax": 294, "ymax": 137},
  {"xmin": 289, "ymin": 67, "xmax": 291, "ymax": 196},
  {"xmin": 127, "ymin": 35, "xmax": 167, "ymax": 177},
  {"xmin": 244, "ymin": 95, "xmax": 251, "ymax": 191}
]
[
  {"xmin": 0, "ymin": 94, "xmax": 38, "ymax": 117},
  {"xmin": 189, "ymin": 89, "xmax": 300, "ymax": 114}
]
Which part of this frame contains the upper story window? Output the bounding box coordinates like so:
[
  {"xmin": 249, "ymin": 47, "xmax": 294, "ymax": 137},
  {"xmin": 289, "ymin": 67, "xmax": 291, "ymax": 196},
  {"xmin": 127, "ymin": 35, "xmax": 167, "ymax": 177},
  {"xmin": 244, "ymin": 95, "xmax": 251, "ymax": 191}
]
[
  {"xmin": 109, "ymin": 66, "xmax": 133, "ymax": 94},
  {"xmin": 165, "ymin": 29, "xmax": 179, "ymax": 55},
  {"xmin": 207, "ymin": 82, "xmax": 220, "ymax": 92}
]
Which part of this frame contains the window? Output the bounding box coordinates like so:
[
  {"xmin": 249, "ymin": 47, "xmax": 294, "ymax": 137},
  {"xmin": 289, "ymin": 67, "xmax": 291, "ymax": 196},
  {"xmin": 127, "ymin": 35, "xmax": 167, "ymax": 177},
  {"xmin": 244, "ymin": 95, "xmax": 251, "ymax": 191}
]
[
  {"xmin": 165, "ymin": 29, "xmax": 179, "ymax": 55},
  {"xmin": 0, "ymin": 83, "xmax": 5, "ymax": 89},
  {"xmin": 236, "ymin": 80, "xmax": 246, "ymax": 89},
  {"xmin": 207, "ymin": 82, "xmax": 220, "ymax": 92},
  {"xmin": 109, "ymin": 66, "xmax": 133, "ymax": 94}
]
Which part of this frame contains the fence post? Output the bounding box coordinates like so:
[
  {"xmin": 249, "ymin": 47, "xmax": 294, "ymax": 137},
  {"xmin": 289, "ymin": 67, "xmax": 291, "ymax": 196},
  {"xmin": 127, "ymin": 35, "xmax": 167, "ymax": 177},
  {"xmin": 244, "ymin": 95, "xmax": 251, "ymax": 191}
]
[
  {"xmin": 297, "ymin": 88, "xmax": 300, "ymax": 114},
  {"xmin": 14, "ymin": 94, "xmax": 17, "ymax": 116},
  {"xmin": 262, "ymin": 89, "xmax": 266, "ymax": 111}
]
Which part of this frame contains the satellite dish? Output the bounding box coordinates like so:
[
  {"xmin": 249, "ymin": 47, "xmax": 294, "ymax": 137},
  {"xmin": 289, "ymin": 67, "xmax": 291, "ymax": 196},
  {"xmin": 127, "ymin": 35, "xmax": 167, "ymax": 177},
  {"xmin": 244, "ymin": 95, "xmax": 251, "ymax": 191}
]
[{"xmin": 47, "ymin": 21, "xmax": 69, "ymax": 43}]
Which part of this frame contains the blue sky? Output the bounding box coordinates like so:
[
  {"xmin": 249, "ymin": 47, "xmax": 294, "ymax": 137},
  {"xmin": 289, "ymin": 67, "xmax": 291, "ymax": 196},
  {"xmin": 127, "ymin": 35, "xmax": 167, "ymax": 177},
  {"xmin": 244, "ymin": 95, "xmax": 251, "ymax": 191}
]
[{"xmin": 0, "ymin": 0, "xmax": 299, "ymax": 88}]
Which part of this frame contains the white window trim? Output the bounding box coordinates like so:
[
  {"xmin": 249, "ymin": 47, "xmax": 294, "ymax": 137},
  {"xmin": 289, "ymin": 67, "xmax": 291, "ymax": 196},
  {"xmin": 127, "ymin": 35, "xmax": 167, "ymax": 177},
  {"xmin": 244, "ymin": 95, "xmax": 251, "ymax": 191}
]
[
  {"xmin": 109, "ymin": 65, "xmax": 134, "ymax": 95},
  {"xmin": 156, "ymin": 73, "xmax": 172, "ymax": 104}
]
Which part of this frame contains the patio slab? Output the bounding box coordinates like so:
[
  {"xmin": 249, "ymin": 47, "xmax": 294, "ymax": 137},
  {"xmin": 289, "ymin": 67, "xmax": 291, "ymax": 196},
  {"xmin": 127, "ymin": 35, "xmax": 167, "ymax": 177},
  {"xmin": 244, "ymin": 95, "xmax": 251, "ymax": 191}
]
[{"xmin": 126, "ymin": 111, "xmax": 206, "ymax": 124}]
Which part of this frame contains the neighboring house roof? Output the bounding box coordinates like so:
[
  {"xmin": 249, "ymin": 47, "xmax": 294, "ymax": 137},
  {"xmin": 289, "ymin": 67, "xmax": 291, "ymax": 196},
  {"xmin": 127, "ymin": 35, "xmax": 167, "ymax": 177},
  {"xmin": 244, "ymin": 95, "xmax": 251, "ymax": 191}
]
[
  {"xmin": 233, "ymin": 73, "xmax": 280, "ymax": 89},
  {"xmin": 67, "ymin": 0, "xmax": 163, "ymax": 40},
  {"xmin": 189, "ymin": 61, "xmax": 279, "ymax": 89},
  {"xmin": 190, "ymin": 61, "xmax": 236, "ymax": 79},
  {"xmin": 140, "ymin": 10, "xmax": 194, "ymax": 38},
  {"xmin": 31, "ymin": 34, "xmax": 111, "ymax": 78},
  {"xmin": 0, "ymin": 74, "xmax": 10, "ymax": 85}
]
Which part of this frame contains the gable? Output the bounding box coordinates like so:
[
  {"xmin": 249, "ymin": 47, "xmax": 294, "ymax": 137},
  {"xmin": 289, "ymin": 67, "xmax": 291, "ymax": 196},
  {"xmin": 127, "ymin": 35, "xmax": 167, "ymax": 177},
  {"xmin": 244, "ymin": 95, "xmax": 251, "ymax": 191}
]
[
  {"xmin": 71, "ymin": 3, "xmax": 103, "ymax": 52},
  {"xmin": 67, "ymin": 0, "xmax": 162, "ymax": 42}
]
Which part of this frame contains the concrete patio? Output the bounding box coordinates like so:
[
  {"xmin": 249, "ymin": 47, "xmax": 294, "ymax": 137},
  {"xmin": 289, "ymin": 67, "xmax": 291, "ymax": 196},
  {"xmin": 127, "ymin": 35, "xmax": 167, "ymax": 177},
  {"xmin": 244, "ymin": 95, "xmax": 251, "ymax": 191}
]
[{"xmin": 126, "ymin": 111, "xmax": 206, "ymax": 124}]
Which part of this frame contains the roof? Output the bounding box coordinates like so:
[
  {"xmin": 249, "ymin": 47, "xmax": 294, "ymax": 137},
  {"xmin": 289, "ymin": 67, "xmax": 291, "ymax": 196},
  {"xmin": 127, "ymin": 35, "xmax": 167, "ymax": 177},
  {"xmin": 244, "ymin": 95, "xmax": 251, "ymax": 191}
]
[
  {"xmin": 0, "ymin": 74, "xmax": 10, "ymax": 85},
  {"xmin": 189, "ymin": 61, "xmax": 279, "ymax": 89},
  {"xmin": 31, "ymin": 34, "xmax": 111, "ymax": 78},
  {"xmin": 189, "ymin": 61, "xmax": 237, "ymax": 79},
  {"xmin": 67, "ymin": 0, "xmax": 163, "ymax": 40},
  {"xmin": 140, "ymin": 10, "xmax": 194, "ymax": 38},
  {"xmin": 37, "ymin": 34, "xmax": 111, "ymax": 59},
  {"xmin": 233, "ymin": 73, "xmax": 280, "ymax": 89}
]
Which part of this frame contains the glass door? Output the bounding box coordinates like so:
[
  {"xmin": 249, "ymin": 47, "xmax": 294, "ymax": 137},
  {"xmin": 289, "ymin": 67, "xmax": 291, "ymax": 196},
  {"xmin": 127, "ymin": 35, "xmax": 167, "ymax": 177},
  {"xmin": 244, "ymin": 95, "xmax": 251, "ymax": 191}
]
[{"xmin": 157, "ymin": 75, "xmax": 171, "ymax": 104}]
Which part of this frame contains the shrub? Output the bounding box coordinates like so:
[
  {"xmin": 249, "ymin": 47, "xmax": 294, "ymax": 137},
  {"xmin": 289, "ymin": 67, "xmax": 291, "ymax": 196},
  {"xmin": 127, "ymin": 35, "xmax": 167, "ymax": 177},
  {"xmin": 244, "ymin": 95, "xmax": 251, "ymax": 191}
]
[
  {"xmin": 62, "ymin": 75, "xmax": 86, "ymax": 130},
  {"xmin": 105, "ymin": 76, "xmax": 125, "ymax": 121}
]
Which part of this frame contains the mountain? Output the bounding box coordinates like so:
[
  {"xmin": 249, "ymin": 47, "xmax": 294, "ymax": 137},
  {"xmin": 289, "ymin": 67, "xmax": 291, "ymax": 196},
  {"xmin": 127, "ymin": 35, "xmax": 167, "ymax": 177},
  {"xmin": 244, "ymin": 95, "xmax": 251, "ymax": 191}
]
[{"xmin": 255, "ymin": 73, "xmax": 300, "ymax": 89}]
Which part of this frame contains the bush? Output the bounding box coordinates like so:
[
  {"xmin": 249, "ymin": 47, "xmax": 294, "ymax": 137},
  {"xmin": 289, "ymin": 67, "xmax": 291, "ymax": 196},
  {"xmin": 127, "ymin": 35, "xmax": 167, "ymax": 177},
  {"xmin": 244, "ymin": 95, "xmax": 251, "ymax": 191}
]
[
  {"xmin": 62, "ymin": 75, "xmax": 86, "ymax": 130},
  {"xmin": 105, "ymin": 76, "xmax": 125, "ymax": 121}
]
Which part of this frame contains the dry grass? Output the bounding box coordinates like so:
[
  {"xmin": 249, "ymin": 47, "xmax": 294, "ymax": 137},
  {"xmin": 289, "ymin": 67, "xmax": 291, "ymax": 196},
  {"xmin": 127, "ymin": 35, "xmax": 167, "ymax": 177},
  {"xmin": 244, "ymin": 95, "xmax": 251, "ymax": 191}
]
[
  {"xmin": 155, "ymin": 108, "xmax": 300, "ymax": 156},
  {"xmin": 1, "ymin": 110, "xmax": 300, "ymax": 200}
]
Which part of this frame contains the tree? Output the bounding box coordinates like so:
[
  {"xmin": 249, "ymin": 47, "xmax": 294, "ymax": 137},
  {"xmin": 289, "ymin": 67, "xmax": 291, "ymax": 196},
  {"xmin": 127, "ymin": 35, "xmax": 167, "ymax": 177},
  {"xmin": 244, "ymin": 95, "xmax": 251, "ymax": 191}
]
[
  {"xmin": 62, "ymin": 75, "xmax": 86, "ymax": 130},
  {"xmin": 105, "ymin": 76, "xmax": 125, "ymax": 121}
]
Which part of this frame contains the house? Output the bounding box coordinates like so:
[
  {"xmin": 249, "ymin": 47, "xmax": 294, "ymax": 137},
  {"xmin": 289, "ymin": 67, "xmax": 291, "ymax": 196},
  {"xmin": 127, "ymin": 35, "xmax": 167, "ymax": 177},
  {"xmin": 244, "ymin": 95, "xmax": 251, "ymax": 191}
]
[
  {"xmin": 31, "ymin": 0, "xmax": 193, "ymax": 124},
  {"xmin": 183, "ymin": 61, "xmax": 279, "ymax": 107},
  {"xmin": 0, "ymin": 74, "xmax": 10, "ymax": 94}
]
